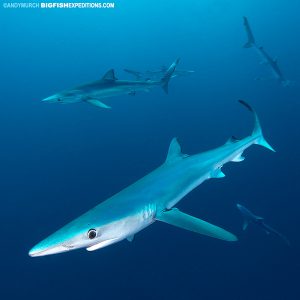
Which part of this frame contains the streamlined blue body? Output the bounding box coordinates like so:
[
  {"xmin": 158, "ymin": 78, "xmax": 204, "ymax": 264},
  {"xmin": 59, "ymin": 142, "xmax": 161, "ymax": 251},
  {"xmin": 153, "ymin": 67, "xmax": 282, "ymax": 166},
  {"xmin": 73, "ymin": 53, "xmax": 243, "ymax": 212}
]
[
  {"xmin": 243, "ymin": 16, "xmax": 290, "ymax": 86},
  {"xmin": 237, "ymin": 204, "xmax": 290, "ymax": 245},
  {"xmin": 42, "ymin": 59, "xmax": 179, "ymax": 109},
  {"xmin": 124, "ymin": 66, "xmax": 194, "ymax": 80},
  {"xmin": 29, "ymin": 101, "xmax": 274, "ymax": 257}
]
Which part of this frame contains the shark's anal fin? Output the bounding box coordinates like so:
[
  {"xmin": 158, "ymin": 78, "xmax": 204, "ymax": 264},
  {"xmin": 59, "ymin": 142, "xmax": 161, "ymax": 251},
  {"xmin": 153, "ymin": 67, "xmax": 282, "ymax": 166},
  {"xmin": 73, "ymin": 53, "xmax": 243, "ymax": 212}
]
[
  {"xmin": 232, "ymin": 153, "xmax": 245, "ymax": 162},
  {"xmin": 85, "ymin": 99, "xmax": 111, "ymax": 109},
  {"xmin": 156, "ymin": 208, "xmax": 237, "ymax": 242}
]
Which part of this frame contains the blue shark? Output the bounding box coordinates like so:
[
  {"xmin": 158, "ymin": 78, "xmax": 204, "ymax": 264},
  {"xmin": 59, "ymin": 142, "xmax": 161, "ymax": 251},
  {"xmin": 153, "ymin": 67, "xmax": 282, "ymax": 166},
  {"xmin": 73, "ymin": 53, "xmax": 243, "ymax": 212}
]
[
  {"xmin": 124, "ymin": 66, "xmax": 194, "ymax": 80},
  {"xmin": 243, "ymin": 16, "xmax": 290, "ymax": 87},
  {"xmin": 236, "ymin": 204, "xmax": 290, "ymax": 246},
  {"xmin": 42, "ymin": 59, "xmax": 179, "ymax": 109},
  {"xmin": 29, "ymin": 100, "xmax": 274, "ymax": 257}
]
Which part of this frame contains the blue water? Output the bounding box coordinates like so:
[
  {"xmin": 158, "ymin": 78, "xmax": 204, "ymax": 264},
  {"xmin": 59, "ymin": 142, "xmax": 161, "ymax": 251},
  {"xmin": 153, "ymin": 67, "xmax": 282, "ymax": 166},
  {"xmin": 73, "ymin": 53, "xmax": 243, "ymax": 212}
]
[{"xmin": 1, "ymin": 0, "xmax": 300, "ymax": 299}]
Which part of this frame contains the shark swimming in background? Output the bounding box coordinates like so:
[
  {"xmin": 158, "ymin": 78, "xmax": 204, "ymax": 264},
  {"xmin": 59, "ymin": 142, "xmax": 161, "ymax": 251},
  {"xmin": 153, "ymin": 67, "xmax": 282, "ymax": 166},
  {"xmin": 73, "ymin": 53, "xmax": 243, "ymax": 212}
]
[
  {"xmin": 236, "ymin": 204, "xmax": 290, "ymax": 246},
  {"xmin": 243, "ymin": 16, "xmax": 290, "ymax": 87},
  {"xmin": 42, "ymin": 59, "xmax": 179, "ymax": 109},
  {"xmin": 124, "ymin": 66, "xmax": 194, "ymax": 80},
  {"xmin": 29, "ymin": 100, "xmax": 274, "ymax": 257}
]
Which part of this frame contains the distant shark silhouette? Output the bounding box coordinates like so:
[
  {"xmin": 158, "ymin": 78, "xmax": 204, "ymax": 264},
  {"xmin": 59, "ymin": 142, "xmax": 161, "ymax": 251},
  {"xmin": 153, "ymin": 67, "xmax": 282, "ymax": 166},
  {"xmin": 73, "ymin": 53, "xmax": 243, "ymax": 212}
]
[
  {"xmin": 243, "ymin": 16, "xmax": 290, "ymax": 87},
  {"xmin": 237, "ymin": 204, "xmax": 290, "ymax": 246},
  {"xmin": 29, "ymin": 100, "xmax": 274, "ymax": 257},
  {"xmin": 42, "ymin": 59, "xmax": 179, "ymax": 109},
  {"xmin": 124, "ymin": 66, "xmax": 194, "ymax": 80}
]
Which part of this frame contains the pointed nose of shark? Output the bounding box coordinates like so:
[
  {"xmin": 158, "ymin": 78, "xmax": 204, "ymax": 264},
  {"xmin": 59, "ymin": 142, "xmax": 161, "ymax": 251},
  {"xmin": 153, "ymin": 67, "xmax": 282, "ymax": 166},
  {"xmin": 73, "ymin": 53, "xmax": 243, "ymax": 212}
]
[
  {"xmin": 42, "ymin": 95, "xmax": 60, "ymax": 103},
  {"xmin": 29, "ymin": 242, "xmax": 69, "ymax": 257}
]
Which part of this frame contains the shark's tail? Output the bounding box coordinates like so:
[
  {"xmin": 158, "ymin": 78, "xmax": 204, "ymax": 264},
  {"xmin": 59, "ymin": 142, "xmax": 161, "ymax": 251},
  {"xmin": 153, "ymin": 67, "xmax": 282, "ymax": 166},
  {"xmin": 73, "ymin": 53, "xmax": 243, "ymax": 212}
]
[
  {"xmin": 243, "ymin": 16, "xmax": 255, "ymax": 48},
  {"xmin": 161, "ymin": 58, "xmax": 180, "ymax": 94},
  {"xmin": 238, "ymin": 100, "xmax": 275, "ymax": 152}
]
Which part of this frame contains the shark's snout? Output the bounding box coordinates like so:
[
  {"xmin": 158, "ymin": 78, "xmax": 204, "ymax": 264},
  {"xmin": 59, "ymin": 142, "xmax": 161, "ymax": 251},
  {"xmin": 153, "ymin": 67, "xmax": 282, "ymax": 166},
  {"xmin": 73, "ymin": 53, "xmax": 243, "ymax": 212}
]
[
  {"xmin": 28, "ymin": 233, "xmax": 73, "ymax": 257},
  {"xmin": 42, "ymin": 95, "xmax": 62, "ymax": 103},
  {"xmin": 29, "ymin": 244, "xmax": 69, "ymax": 257}
]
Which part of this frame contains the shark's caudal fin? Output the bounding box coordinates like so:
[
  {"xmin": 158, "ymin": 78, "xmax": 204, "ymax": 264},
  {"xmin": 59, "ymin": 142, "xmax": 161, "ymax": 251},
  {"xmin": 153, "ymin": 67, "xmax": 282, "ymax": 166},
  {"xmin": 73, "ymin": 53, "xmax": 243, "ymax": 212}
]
[
  {"xmin": 243, "ymin": 16, "xmax": 256, "ymax": 48},
  {"xmin": 238, "ymin": 100, "xmax": 275, "ymax": 152},
  {"xmin": 156, "ymin": 208, "xmax": 237, "ymax": 242},
  {"xmin": 161, "ymin": 58, "xmax": 180, "ymax": 94}
]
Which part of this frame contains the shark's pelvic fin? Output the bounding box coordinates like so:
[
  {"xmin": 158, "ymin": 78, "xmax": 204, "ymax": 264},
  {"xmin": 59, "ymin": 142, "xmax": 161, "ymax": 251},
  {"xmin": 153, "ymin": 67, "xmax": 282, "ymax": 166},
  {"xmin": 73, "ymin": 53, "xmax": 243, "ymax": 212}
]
[
  {"xmin": 238, "ymin": 100, "xmax": 275, "ymax": 152},
  {"xmin": 102, "ymin": 69, "xmax": 117, "ymax": 81},
  {"xmin": 211, "ymin": 168, "xmax": 226, "ymax": 178},
  {"xmin": 156, "ymin": 208, "xmax": 237, "ymax": 242},
  {"xmin": 165, "ymin": 138, "xmax": 188, "ymax": 163},
  {"xmin": 85, "ymin": 99, "xmax": 111, "ymax": 109}
]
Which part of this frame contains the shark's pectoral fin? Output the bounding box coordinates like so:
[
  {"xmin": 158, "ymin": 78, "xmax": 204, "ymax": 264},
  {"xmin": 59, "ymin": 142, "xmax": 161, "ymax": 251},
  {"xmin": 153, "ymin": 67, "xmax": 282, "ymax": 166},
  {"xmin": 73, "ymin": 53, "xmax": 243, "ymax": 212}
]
[
  {"xmin": 85, "ymin": 99, "xmax": 111, "ymax": 109},
  {"xmin": 156, "ymin": 208, "xmax": 237, "ymax": 242}
]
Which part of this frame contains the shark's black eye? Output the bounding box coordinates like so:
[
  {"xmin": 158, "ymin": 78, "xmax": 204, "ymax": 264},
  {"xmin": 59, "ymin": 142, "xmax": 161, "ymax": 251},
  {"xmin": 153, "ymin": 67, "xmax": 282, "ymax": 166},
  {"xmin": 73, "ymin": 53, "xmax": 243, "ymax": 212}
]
[
  {"xmin": 57, "ymin": 98, "xmax": 61, "ymax": 102},
  {"xmin": 87, "ymin": 229, "xmax": 97, "ymax": 239}
]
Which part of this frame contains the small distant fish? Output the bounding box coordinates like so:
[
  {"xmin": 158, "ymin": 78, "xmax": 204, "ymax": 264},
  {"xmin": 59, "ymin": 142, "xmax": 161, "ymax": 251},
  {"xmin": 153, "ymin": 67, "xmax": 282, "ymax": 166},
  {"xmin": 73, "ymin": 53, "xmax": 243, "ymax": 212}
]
[
  {"xmin": 243, "ymin": 16, "xmax": 291, "ymax": 87},
  {"xmin": 42, "ymin": 59, "xmax": 180, "ymax": 109},
  {"xmin": 237, "ymin": 203, "xmax": 290, "ymax": 246}
]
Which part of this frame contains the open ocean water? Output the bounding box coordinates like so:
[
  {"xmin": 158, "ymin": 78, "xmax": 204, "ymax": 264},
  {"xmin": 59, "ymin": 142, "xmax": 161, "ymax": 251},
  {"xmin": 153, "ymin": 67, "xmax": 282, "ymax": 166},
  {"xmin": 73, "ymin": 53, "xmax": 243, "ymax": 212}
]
[{"xmin": 0, "ymin": 0, "xmax": 299, "ymax": 299}]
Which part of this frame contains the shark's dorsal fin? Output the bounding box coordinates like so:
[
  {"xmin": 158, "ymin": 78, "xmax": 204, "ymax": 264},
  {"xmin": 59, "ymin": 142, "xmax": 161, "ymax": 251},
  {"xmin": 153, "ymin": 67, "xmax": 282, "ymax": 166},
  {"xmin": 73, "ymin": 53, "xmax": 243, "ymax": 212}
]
[
  {"xmin": 102, "ymin": 69, "xmax": 117, "ymax": 81},
  {"xmin": 166, "ymin": 138, "xmax": 188, "ymax": 163}
]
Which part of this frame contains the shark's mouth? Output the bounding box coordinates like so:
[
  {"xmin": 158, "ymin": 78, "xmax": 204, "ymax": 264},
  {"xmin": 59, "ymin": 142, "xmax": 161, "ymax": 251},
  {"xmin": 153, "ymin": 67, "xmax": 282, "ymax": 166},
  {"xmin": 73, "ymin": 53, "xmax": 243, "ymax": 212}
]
[
  {"xmin": 86, "ymin": 238, "xmax": 120, "ymax": 252},
  {"xmin": 29, "ymin": 244, "xmax": 71, "ymax": 257}
]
